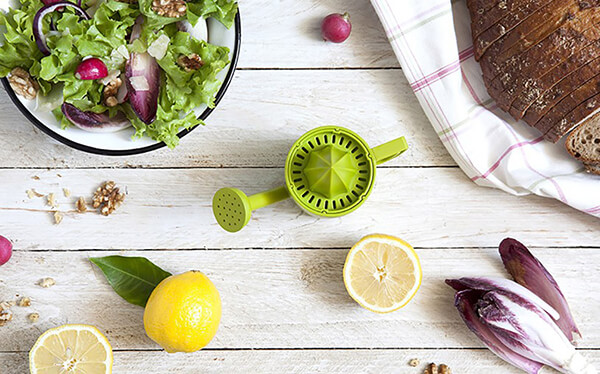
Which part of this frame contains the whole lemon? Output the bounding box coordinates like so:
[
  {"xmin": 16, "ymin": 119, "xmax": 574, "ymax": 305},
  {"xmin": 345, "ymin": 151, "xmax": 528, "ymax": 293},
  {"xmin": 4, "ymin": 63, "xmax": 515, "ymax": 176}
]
[{"xmin": 143, "ymin": 270, "xmax": 221, "ymax": 353}]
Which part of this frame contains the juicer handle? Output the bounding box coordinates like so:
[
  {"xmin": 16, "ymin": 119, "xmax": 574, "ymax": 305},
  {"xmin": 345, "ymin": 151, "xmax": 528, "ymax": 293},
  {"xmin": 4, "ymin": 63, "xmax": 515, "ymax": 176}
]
[
  {"xmin": 248, "ymin": 185, "xmax": 290, "ymax": 210},
  {"xmin": 371, "ymin": 136, "xmax": 409, "ymax": 165}
]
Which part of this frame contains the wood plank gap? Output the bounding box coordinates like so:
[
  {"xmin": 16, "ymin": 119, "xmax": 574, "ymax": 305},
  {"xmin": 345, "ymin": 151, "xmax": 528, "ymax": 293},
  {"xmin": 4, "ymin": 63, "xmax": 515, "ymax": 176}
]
[{"xmin": 13, "ymin": 246, "xmax": 600, "ymax": 252}]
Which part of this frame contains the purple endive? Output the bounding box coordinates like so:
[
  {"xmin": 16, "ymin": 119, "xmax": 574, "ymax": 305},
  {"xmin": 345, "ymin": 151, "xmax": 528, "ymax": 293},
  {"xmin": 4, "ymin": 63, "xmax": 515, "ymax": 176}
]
[
  {"xmin": 499, "ymin": 238, "xmax": 580, "ymax": 342},
  {"xmin": 446, "ymin": 239, "xmax": 595, "ymax": 374}
]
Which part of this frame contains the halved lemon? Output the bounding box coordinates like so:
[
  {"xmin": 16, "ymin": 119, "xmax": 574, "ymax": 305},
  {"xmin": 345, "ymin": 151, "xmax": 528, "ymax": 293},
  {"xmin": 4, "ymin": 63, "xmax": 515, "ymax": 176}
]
[
  {"xmin": 29, "ymin": 324, "xmax": 113, "ymax": 374},
  {"xmin": 343, "ymin": 234, "xmax": 422, "ymax": 313}
]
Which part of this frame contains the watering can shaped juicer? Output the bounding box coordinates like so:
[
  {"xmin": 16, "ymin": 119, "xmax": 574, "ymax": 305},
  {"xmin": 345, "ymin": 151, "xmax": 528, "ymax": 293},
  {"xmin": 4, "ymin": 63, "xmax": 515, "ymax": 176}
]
[{"xmin": 213, "ymin": 126, "xmax": 408, "ymax": 232}]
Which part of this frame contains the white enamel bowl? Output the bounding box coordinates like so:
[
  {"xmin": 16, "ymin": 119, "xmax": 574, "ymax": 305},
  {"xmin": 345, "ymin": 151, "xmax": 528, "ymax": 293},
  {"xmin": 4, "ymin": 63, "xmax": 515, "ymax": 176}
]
[{"xmin": 1, "ymin": 11, "xmax": 241, "ymax": 155}]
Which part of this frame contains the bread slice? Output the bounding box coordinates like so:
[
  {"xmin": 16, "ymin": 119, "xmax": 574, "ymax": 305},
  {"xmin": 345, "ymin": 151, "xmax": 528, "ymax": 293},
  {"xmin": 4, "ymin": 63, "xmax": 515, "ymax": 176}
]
[
  {"xmin": 472, "ymin": 0, "xmax": 554, "ymax": 59},
  {"xmin": 488, "ymin": 20, "xmax": 600, "ymax": 111},
  {"xmin": 522, "ymin": 56, "xmax": 600, "ymax": 127},
  {"xmin": 479, "ymin": 0, "xmax": 580, "ymax": 80},
  {"xmin": 534, "ymin": 74, "xmax": 600, "ymax": 143},
  {"xmin": 545, "ymin": 90, "xmax": 600, "ymax": 141},
  {"xmin": 583, "ymin": 162, "xmax": 600, "ymax": 174},
  {"xmin": 565, "ymin": 113, "xmax": 600, "ymax": 172},
  {"xmin": 510, "ymin": 37, "xmax": 600, "ymax": 119}
]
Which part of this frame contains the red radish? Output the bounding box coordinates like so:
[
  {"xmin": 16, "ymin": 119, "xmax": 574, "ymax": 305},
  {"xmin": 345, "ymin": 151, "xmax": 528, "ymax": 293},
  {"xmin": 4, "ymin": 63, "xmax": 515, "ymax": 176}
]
[
  {"xmin": 321, "ymin": 12, "xmax": 352, "ymax": 43},
  {"xmin": 0, "ymin": 235, "xmax": 12, "ymax": 266},
  {"xmin": 75, "ymin": 58, "xmax": 108, "ymax": 80}
]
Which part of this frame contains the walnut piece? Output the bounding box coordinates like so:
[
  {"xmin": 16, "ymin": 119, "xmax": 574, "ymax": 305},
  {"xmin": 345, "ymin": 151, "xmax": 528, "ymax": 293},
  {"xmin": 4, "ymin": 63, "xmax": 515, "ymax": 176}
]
[
  {"xmin": 152, "ymin": 0, "xmax": 186, "ymax": 18},
  {"xmin": 177, "ymin": 53, "xmax": 204, "ymax": 72},
  {"xmin": 8, "ymin": 67, "xmax": 39, "ymax": 100},
  {"xmin": 38, "ymin": 277, "xmax": 56, "ymax": 288},
  {"xmin": 53, "ymin": 211, "xmax": 63, "ymax": 225},
  {"xmin": 17, "ymin": 297, "xmax": 31, "ymax": 307},
  {"xmin": 76, "ymin": 196, "xmax": 88, "ymax": 213},
  {"xmin": 0, "ymin": 309, "xmax": 12, "ymax": 326},
  {"xmin": 92, "ymin": 181, "xmax": 125, "ymax": 216},
  {"xmin": 424, "ymin": 363, "xmax": 451, "ymax": 374},
  {"xmin": 103, "ymin": 77, "xmax": 122, "ymax": 107},
  {"xmin": 28, "ymin": 312, "xmax": 39, "ymax": 323},
  {"xmin": 408, "ymin": 358, "xmax": 420, "ymax": 367}
]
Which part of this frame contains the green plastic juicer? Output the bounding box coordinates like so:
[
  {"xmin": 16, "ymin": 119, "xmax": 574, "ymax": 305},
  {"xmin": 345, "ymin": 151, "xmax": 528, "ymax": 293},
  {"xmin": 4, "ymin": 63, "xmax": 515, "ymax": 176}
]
[{"xmin": 213, "ymin": 126, "xmax": 408, "ymax": 232}]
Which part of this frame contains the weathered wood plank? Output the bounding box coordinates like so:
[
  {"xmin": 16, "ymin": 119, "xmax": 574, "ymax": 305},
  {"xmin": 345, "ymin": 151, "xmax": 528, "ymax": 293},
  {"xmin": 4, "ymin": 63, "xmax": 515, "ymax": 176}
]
[
  {"xmin": 237, "ymin": 0, "xmax": 399, "ymax": 69},
  {"xmin": 1, "ymin": 168, "xmax": 599, "ymax": 250},
  {"xmin": 4, "ymin": 349, "xmax": 600, "ymax": 373},
  {"xmin": 0, "ymin": 69, "xmax": 448, "ymax": 168},
  {"xmin": 0, "ymin": 249, "xmax": 597, "ymax": 351}
]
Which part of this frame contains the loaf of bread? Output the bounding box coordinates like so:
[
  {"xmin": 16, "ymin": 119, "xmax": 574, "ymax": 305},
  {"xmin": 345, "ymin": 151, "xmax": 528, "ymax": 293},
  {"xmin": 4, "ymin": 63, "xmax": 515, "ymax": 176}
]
[{"xmin": 467, "ymin": 0, "xmax": 600, "ymax": 174}]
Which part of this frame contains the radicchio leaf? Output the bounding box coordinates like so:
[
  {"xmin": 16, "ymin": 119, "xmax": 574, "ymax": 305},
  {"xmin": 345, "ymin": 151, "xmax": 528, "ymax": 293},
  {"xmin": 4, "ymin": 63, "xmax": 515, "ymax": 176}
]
[
  {"xmin": 452, "ymin": 288, "xmax": 544, "ymax": 374},
  {"xmin": 499, "ymin": 238, "xmax": 581, "ymax": 342},
  {"xmin": 125, "ymin": 52, "xmax": 160, "ymax": 124},
  {"xmin": 62, "ymin": 103, "xmax": 131, "ymax": 133}
]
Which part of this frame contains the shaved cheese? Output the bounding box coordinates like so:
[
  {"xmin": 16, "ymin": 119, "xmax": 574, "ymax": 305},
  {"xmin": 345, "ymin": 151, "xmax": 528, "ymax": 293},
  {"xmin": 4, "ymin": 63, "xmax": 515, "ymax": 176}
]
[{"xmin": 130, "ymin": 76, "xmax": 149, "ymax": 91}]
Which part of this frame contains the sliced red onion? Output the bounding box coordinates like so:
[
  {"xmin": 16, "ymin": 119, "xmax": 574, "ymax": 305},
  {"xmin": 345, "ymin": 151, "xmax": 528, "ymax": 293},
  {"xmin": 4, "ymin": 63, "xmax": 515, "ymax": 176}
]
[
  {"xmin": 125, "ymin": 52, "xmax": 160, "ymax": 124},
  {"xmin": 62, "ymin": 103, "xmax": 131, "ymax": 133},
  {"xmin": 33, "ymin": 2, "xmax": 90, "ymax": 56},
  {"xmin": 75, "ymin": 58, "xmax": 108, "ymax": 80}
]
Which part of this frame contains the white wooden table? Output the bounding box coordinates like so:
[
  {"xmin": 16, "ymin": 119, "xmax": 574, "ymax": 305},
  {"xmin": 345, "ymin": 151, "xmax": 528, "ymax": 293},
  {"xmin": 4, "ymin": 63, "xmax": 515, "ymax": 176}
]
[{"xmin": 2, "ymin": 1, "xmax": 600, "ymax": 373}]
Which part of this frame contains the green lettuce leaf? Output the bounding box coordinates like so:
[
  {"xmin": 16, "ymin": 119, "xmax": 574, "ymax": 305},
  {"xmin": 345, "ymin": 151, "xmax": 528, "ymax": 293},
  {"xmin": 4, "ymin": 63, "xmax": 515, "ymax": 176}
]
[
  {"xmin": 186, "ymin": 0, "xmax": 237, "ymax": 28},
  {"xmin": 0, "ymin": 0, "xmax": 44, "ymax": 77}
]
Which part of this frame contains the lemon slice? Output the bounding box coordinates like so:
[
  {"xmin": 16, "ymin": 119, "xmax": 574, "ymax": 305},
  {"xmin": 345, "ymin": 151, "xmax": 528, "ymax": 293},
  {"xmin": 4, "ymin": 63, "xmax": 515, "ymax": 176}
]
[
  {"xmin": 343, "ymin": 234, "xmax": 422, "ymax": 313},
  {"xmin": 29, "ymin": 324, "xmax": 113, "ymax": 374}
]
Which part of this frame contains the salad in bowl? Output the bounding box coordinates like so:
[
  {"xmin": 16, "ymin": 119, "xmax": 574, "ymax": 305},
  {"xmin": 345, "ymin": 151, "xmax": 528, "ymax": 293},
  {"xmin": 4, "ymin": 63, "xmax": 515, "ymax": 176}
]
[{"xmin": 0, "ymin": 0, "xmax": 239, "ymax": 152}]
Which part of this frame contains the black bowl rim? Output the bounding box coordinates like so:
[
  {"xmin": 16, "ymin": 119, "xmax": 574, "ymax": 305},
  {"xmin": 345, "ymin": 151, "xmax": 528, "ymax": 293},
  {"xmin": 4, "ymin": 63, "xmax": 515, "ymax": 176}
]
[{"xmin": 1, "ymin": 11, "xmax": 242, "ymax": 156}]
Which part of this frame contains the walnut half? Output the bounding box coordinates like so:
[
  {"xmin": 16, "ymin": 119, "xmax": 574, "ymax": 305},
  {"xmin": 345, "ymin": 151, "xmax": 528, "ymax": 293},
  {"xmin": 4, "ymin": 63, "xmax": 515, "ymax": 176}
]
[
  {"xmin": 152, "ymin": 0, "xmax": 186, "ymax": 18},
  {"xmin": 93, "ymin": 181, "xmax": 125, "ymax": 216},
  {"xmin": 8, "ymin": 67, "xmax": 39, "ymax": 100},
  {"xmin": 177, "ymin": 53, "xmax": 204, "ymax": 72},
  {"xmin": 103, "ymin": 77, "xmax": 122, "ymax": 108}
]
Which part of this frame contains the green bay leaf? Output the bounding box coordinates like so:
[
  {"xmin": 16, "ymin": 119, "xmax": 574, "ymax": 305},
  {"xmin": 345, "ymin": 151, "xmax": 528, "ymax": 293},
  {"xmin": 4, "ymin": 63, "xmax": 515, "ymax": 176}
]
[{"xmin": 90, "ymin": 256, "xmax": 172, "ymax": 307}]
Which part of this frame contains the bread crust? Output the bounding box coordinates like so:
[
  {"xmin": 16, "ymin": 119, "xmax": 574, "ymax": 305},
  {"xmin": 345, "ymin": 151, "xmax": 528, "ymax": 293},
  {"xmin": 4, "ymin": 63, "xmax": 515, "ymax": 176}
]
[
  {"xmin": 532, "ymin": 74, "xmax": 600, "ymax": 138},
  {"xmin": 488, "ymin": 15, "xmax": 600, "ymax": 112},
  {"xmin": 544, "ymin": 93, "xmax": 600, "ymax": 141},
  {"xmin": 479, "ymin": 0, "xmax": 579, "ymax": 80},
  {"xmin": 510, "ymin": 38, "xmax": 600, "ymax": 119},
  {"xmin": 473, "ymin": 0, "xmax": 555, "ymax": 59}
]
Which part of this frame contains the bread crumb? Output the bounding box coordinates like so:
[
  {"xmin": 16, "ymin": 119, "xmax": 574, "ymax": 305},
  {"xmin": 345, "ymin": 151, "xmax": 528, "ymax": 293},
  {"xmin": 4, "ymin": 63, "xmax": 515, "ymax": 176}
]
[
  {"xmin": 28, "ymin": 313, "xmax": 39, "ymax": 323},
  {"xmin": 26, "ymin": 189, "xmax": 44, "ymax": 198},
  {"xmin": 32, "ymin": 175, "xmax": 40, "ymax": 180},
  {"xmin": 53, "ymin": 211, "xmax": 63, "ymax": 225},
  {"xmin": 76, "ymin": 197, "xmax": 87, "ymax": 213},
  {"xmin": 0, "ymin": 301, "xmax": 15, "ymax": 309},
  {"xmin": 63, "ymin": 188, "xmax": 71, "ymax": 198},
  {"xmin": 17, "ymin": 297, "xmax": 31, "ymax": 307},
  {"xmin": 47, "ymin": 193, "xmax": 59, "ymax": 209},
  {"xmin": 38, "ymin": 277, "xmax": 56, "ymax": 288},
  {"xmin": 409, "ymin": 358, "xmax": 420, "ymax": 367}
]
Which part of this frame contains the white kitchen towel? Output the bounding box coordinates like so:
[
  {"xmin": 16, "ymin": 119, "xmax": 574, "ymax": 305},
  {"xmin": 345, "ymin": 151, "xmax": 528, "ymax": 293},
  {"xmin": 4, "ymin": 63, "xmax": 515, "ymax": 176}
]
[{"xmin": 370, "ymin": 0, "xmax": 600, "ymax": 217}]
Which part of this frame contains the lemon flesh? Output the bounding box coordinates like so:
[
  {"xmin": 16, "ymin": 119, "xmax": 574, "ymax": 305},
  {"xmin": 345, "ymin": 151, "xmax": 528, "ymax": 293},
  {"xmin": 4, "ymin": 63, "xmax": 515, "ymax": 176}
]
[
  {"xmin": 144, "ymin": 270, "xmax": 221, "ymax": 353},
  {"xmin": 29, "ymin": 324, "xmax": 113, "ymax": 374},
  {"xmin": 343, "ymin": 234, "xmax": 422, "ymax": 313}
]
